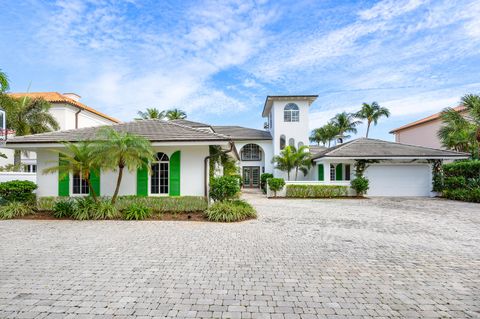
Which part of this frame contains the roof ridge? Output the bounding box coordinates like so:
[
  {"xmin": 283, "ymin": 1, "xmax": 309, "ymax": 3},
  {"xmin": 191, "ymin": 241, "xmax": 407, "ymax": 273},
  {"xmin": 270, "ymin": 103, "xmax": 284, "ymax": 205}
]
[
  {"xmin": 325, "ymin": 138, "xmax": 360, "ymax": 156},
  {"xmin": 382, "ymin": 138, "xmax": 470, "ymax": 155},
  {"xmin": 166, "ymin": 120, "xmax": 231, "ymax": 139}
]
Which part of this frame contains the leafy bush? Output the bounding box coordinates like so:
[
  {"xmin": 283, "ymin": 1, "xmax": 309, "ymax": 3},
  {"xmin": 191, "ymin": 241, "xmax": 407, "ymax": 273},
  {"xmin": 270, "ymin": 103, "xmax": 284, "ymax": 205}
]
[
  {"xmin": 71, "ymin": 197, "xmax": 97, "ymax": 220},
  {"xmin": 260, "ymin": 173, "xmax": 273, "ymax": 194},
  {"xmin": 443, "ymin": 176, "xmax": 466, "ymax": 190},
  {"xmin": 230, "ymin": 174, "xmax": 243, "ymax": 187},
  {"xmin": 0, "ymin": 201, "xmax": 33, "ymax": 219},
  {"xmin": 37, "ymin": 197, "xmax": 57, "ymax": 211},
  {"xmin": 443, "ymin": 188, "xmax": 480, "ymax": 203},
  {"xmin": 204, "ymin": 199, "xmax": 256, "ymax": 222},
  {"xmin": 53, "ymin": 199, "xmax": 76, "ymax": 218},
  {"xmin": 93, "ymin": 200, "xmax": 120, "ymax": 220},
  {"xmin": 123, "ymin": 202, "xmax": 151, "ymax": 220},
  {"xmin": 0, "ymin": 180, "xmax": 37, "ymax": 203},
  {"xmin": 286, "ymin": 184, "xmax": 348, "ymax": 198},
  {"xmin": 443, "ymin": 160, "xmax": 480, "ymax": 179},
  {"xmin": 209, "ymin": 176, "xmax": 240, "ymax": 202},
  {"xmin": 350, "ymin": 177, "xmax": 369, "ymax": 196},
  {"xmin": 267, "ymin": 178, "xmax": 285, "ymax": 197}
]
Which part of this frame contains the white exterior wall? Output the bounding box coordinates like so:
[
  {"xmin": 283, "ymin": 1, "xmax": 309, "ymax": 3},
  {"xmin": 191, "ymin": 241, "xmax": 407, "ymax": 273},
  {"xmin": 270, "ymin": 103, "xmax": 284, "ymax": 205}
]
[
  {"xmin": 236, "ymin": 140, "xmax": 274, "ymax": 174},
  {"xmin": 0, "ymin": 172, "xmax": 36, "ymax": 183},
  {"xmin": 36, "ymin": 145, "xmax": 209, "ymax": 198}
]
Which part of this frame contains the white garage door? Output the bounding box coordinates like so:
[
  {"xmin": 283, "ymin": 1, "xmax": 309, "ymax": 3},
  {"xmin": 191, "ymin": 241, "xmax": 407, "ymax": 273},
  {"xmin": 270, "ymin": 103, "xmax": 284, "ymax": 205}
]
[{"xmin": 365, "ymin": 164, "xmax": 432, "ymax": 197}]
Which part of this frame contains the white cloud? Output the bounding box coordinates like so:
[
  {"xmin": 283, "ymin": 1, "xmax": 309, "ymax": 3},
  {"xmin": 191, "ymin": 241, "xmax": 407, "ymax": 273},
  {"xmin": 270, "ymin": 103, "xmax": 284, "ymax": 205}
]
[{"xmin": 358, "ymin": 0, "xmax": 425, "ymax": 20}]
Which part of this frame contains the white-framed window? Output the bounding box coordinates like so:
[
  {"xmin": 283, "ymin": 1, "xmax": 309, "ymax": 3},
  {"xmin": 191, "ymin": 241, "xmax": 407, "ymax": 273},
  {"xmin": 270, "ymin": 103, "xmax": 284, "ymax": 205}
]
[
  {"xmin": 330, "ymin": 164, "xmax": 336, "ymax": 181},
  {"xmin": 24, "ymin": 164, "xmax": 37, "ymax": 173},
  {"xmin": 280, "ymin": 135, "xmax": 286, "ymax": 150},
  {"xmin": 284, "ymin": 103, "xmax": 299, "ymax": 122},
  {"xmin": 151, "ymin": 152, "xmax": 169, "ymax": 195},
  {"xmin": 72, "ymin": 171, "xmax": 89, "ymax": 195},
  {"xmin": 241, "ymin": 144, "xmax": 262, "ymax": 161},
  {"xmin": 345, "ymin": 164, "xmax": 351, "ymax": 181}
]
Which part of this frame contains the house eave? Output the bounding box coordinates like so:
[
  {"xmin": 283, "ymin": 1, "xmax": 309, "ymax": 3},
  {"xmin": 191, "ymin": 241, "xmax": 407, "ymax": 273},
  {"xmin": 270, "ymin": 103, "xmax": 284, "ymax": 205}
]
[{"xmin": 313, "ymin": 155, "xmax": 469, "ymax": 162}]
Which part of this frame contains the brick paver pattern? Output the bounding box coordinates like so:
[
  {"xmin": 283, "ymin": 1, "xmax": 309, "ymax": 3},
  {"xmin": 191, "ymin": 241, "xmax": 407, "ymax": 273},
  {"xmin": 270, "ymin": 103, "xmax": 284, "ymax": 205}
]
[{"xmin": 0, "ymin": 195, "xmax": 479, "ymax": 318}]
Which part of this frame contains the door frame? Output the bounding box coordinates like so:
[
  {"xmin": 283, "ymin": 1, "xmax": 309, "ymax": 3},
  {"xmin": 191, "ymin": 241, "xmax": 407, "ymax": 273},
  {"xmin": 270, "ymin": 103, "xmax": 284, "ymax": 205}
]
[{"xmin": 242, "ymin": 166, "xmax": 261, "ymax": 188}]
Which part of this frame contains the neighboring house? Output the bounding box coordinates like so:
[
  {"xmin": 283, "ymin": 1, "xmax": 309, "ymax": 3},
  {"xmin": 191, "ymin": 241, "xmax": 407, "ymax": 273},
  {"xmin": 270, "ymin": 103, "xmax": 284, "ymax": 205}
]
[
  {"xmin": 389, "ymin": 105, "xmax": 467, "ymax": 149},
  {"xmin": 4, "ymin": 95, "xmax": 468, "ymax": 198},
  {"xmin": 1, "ymin": 92, "xmax": 119, "ymax": 170}
]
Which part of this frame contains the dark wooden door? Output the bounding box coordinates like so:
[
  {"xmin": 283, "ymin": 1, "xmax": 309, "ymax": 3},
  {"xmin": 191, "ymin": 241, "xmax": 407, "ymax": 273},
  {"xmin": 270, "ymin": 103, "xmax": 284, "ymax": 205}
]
[{"xmin": 243, "ymin": 166, "xmax": 260, "ymax": 188}]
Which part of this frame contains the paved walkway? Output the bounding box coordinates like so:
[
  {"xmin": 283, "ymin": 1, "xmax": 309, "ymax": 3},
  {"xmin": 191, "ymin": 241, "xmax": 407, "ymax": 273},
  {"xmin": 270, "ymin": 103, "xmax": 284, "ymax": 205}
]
[{"xmin": 0, "ymin": 195, "xmax": 479, "ymax": 318}]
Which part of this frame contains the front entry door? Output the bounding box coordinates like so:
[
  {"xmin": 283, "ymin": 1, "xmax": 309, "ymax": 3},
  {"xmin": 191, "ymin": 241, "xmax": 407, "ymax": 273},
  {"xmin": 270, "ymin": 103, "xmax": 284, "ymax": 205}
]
[{"xmin": 243, "ymin": 166, "xmax": 260, "ymax": 188}]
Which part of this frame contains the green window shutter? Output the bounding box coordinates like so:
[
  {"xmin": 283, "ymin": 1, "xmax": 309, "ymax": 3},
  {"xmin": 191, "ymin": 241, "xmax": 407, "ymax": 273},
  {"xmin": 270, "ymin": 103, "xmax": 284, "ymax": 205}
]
[
  {"xmin": 136, "ymin": 164, "xmax": 148, "ymax": 197},
  {"xmin": 58, "ymin": 154, "xmax": 69, "ymax": 197},
  {"xmin": 317, "ymin": 164, "xmax": 324, "ymax": 181},
  {"xmin": 89, "ymin": 168, "xmax": 100, "ymax": 197},
  {"xmin": 335, "ymin": 164, "xmax": 343, "ymax": 181},
  {"xmin": 169, "ymin": 151, "xmax": 181, "ymax": 196}
]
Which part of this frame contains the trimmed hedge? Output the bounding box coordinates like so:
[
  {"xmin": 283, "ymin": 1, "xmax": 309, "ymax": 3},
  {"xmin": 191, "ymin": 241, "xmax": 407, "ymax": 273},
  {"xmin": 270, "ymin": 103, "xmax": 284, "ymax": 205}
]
[
  {"xmin": 443, "ymin": 160, "xmax": 480, "ymax": 179},
  {"xmin": 0, "ymin": 180, "xmax": 37, "ymax": 203},
  {"xmin": 286, "ymin": 184, "xmax": 348, "ymax": 198},
  {"xmin": 443, "ymin": 188, "xmax": 480, "ymax": 203},
  {"xmin": 441, "ymin": 160, "xmax": 480, "ymax": 203}
]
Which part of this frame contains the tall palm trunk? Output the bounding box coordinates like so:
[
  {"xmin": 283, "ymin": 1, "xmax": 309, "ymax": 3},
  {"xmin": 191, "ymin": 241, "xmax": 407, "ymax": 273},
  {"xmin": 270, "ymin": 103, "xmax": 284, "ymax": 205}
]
[
  {"xmin": 86, "ymin": 178, "xmax": 98, "ymax": 202},
  {"xmin": 111, "ymin": 164, "xmax": 124, "ymax": 204},
  {"xmin": 14, "ymin": 150, "xmax": 21, "ymax": 169},
  {"xmin": 295, "ymin": 167, "xmax": 299, "ymax": 181},
  {"xmin": 366, "ymin": 121, "xmax": 371, "ymax": 138}
]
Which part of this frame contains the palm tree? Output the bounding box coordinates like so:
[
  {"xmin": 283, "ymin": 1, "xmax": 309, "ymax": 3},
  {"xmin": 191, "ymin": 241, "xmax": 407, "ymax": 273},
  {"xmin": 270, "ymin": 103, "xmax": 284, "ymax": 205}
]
[
  {"xmin": 356, "ymin": 102, "xmax": 390, "ymax": 138},
  {"xmin": 438, "ymin": 108, "xmax": 476, "ymax": 153},
  {"xmin": 272, "ymin": 145, "xmax": 311, "ymax": 180},
  {"xmin": 330, "ymin": 112, "xmax": 362, "ymax": 139},
  {"xmin": 136, "ymin": 108, "xmax": 165, "ymax": 120},
  {"xmin": 43, "ymin": 142, "xmax": 100, "ymax": 201},
  {"xmin": 4, "ymin": 96, "xmax": 59, "ymax": 166},
  {"xmin": 0, "ymin": 69, "xmax": 9, "ymax": 93},
  {"xmin": 92, "ymin": 127, "xmax": 155, "ymax": 204},
  {"xmin": 310, "ymin": 123, "xmax": 340, "ymax": 147},
  {"xmin": 166, "ymin": 108, "xmax": 187, "ymax": 120},
  {"xmin": 461, "ymin": 94, "xmax": 480, "ymax": 157}
]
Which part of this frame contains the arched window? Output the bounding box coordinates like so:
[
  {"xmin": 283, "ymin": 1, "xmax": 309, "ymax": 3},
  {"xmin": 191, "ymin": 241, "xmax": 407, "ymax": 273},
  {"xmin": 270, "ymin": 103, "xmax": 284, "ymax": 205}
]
[
  {"xmin": 330, "ymin": 164, "xmax": 336, "ymax": 180},
  {"xmin": 288, "ymin": 138, "xmax": 295, "ymax": 147},
  {"xmin": 298, "ymin": 141, "xmax": 304, "ymax": 148},
  {"xmin": 241, "ymin": 144, "xmax": 262, "ymax": 161},
  {"xmin": 151, "ymin": 152, "xmax": 169, "ymax": 194},
  {"xmin": 284, "ymin": 103, "xmax": 299, "ymax": 122},
  {"xmin": 280, "ymin": 135, "xmax": 286, "ymax": 150}
]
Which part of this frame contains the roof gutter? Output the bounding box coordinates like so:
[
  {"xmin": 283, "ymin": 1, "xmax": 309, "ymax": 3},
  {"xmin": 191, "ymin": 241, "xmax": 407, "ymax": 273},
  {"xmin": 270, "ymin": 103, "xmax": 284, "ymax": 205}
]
[
  {"xmin": 204, "ymin": 141, "xmax": 236, "ymax": 200},
  {"xmin": 75, "ymin": 109, "xmax": 82, "ymax": 129}
]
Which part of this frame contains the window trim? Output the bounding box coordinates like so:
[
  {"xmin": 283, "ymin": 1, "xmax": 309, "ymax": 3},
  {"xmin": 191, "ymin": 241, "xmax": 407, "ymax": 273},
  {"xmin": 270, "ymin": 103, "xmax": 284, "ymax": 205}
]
[
  {"xmin": 280, "ymin": 135, "xmax": 286, "ymax": 150},
  {"xmin": 284, "ymin": 103, "xmax": 300, "ymax": 122},
  {"xmin": 240, "ymin": 144, "xmax": 262, "ymax": 161},
  {"xmin": 149, "ymin": 152, "xmax": 170, "ymax": 196},
  {"xmin": 70, "ymin": 171, "xmax": 90, "ymax": 196},
  {"xmin": 330, "ymin": 164, "xmax": 336, "ymax": 181}
]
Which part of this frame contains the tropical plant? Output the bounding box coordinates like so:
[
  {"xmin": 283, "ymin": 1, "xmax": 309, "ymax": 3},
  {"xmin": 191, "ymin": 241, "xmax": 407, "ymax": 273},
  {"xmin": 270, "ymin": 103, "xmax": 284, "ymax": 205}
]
[
  {"xmin": 3, "ymin": 96, "xmax": 59, "ymax": 166},
  {"xmin": 0, "ymin": 68, "xmax": 9, "ymax": 93},
  {"xmin": 165, "ymin": 108, "xmax": 187, "ymax": 120},
  {"xmin": 0, "ymin": 201, "xmax": 33, "ymax": 219},
  {"xmin": 272, "ymin": 145, "xmax": 311, "ymax": 180},
  {"xmin": 123, "ymin": 202, "xmax": 151, "ymax": 220},
  {"xmin": 292, "ymin": 145, "xmax": 312, "ymax": 180},
  {"xmin": 93, "ymin": 199, "xmax": 119, "ymax": 219},
  {"xmin": 286, "ymin": 184, "xmax": 348, "ymax": 198},
  {"xmin": 209, "ymin": 176, "xmax": 240, "ymax": 202},
  {"xmin": 136, "ymin": 108, "xmax": 165, "ymax": 120},
  {"xmin": 350, "ymin": 177, "xmax": 369, "ymax": 196},
  {"xmin": 116, "ymin": 196, "xmax": 207, "ymax": 213},
  {"xmin": 438, "ymin": 108, "xmax": 476, "ymax": 154},
  {"xmin": 461, "ymin": 94, "xmax": 480, "ymax": 157},
  {"xmin": 71, "ymin": 196, "xmax": 97, "ymax": 220},
  {"xmin": 260, "ymin": 173, "xmax": 273, "ymax": 194},
  {"xmin": 43, "ymin": 141, "xmax": 100, "ymax": 201},
  {"xmin": 52, "ymin": 199, "xmax": 76, "ymax": 218},
  {"xmin": 209, "ymin": 145, "xmax": 239, "ymax": 179},
  {"xmin": 330, "ymin": 112, "xmax": 362, "ymax": 139},
  {"xmin": 0, "ymin": 180, "xmax": 37, "ymax": 203},
  {"xmin": 92, "ymin": 127, "xmax": 155, "ymax": 204},
  {"xmin": 267, "ymin": 178, "xmax": 285, "ymax": 197},
  {"xmin": 309, "ymin": 123, "xmax": 339, "ymax": 147},
  {"xmin": 204, "ymin": 199, "xmax": 256, "ymax": 222},
  {"xmin": 355, "ymin": 102, "xmax": 390, "ymax": 138},
  {"xmin": 37, "ymin": 197, "xmax": 57, "ymax": 211}
]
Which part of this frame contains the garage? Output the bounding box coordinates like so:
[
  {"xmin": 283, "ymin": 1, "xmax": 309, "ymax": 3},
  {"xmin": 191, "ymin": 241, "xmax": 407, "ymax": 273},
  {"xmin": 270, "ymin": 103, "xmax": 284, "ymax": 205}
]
[{"xmin": 365, "ymin": 164, "xmax": 432, "ymax": 197}]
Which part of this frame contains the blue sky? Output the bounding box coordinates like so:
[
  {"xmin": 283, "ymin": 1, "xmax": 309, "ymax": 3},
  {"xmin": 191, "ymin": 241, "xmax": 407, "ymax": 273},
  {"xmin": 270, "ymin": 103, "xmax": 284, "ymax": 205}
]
[{"xmin": 1, "ymin": 0, "xmax": 479, "ymax": 141}]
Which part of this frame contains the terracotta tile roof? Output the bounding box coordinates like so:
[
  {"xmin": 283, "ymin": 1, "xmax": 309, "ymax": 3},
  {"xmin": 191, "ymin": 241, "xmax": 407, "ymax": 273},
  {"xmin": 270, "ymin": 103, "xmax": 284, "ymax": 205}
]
[
  {"xmin": 389, "ymin": 105, "xmax": 466, "ymax": 133},
  {"xmin": 8, "ymin": 92, "xmax": 120, "ymax": 123},
  {"xmin": 5, "ymin": 119, "xmax": 230, "ymax": 144},
  {"xmin": 311, "ymin": 138, "xmax": 469, "ymax": 159}
]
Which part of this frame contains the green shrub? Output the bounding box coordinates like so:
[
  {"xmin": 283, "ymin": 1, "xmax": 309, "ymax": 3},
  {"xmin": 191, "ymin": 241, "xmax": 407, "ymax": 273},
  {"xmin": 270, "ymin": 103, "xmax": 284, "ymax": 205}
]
[
  {"xmin": 204, "ymin": 199, "xmax": 256, "ymax": 222},
  {"xmin": 443, "ymin": 176, "xmax": 466, "ymax": 190},
  {"xmin": 37, "ymin": 197, "xmax": 57, "ymax": 211},
  {"xmin": 443, "ymin": 188, "xmax": 480, "ymax": 203},
  {"xmin": 286, "ymin": 184, "xmax": 348, "ymax": 198},
  {"xmin": 210, "ymin": 176, "xmax": 240, "ymax": 202},
  {"xmin": 260, "ymin": 173, "xmax": 273, "ymax": 194},
  {"xmin": 123, "ymin": 202, "xmax": 151, "ymax": 220},
  {"xmin": 93, "ymin": 200, "xmax": 120, "ymax": 220},
  {"xmin": 230, "ymin": 174, "xmax": 243, "ymax": 187},
  {"xmin": 443, "ymin": 160, "xmax": 480, "ymax": 179},
  {"xmin": 53, "ymin": 199, "xmax": 76, "ymax": 218},
  {"xmin": 350, "ymin": 177, "xmax": 369, "ymax": 196},
  {"xmin": 267, "ymin": 178, "xmax": 285, "ymax": 197},
  {"xmin": 71, "ymin": 197, "xmax": 97, "ymax": 220},
  {"xmin": 116, "ymin": 196, "xmax": 207, "ymax": 214},
  {"xmin": 0, "ymin": 180, "xmax": 37, "ymax": 203},
  {"xmin": 0, "ymin": 201, "xmax": 33, "ymax": 219}
]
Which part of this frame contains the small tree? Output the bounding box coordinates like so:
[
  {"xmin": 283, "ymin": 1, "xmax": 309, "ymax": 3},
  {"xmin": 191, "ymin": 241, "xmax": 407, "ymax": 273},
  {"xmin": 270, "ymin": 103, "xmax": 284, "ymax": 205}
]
[
  {"xmin": 209, "ymin": 176, "xmax": 240, "ymax": 201},
  {"xmin": 272, "ymin": 145, "xmax": 311, "ymax": 181},
  {"xmin": 92, "ymin": 127, "xmax": 155, "ymax": 204},
  {"xmin": 267, "ymin": 178, "xmax": 285, "ymax": 197},
  {"xmin": 350, "ymin": 177, "xmax": 369, "ymax": 196},
  {"xmin": 355, "ymin": 102, "xmax": 390, "ymax": 138}
]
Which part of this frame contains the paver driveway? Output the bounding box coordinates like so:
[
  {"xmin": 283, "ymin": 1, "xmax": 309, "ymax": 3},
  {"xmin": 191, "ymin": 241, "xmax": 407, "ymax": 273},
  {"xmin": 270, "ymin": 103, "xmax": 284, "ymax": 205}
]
[{"xmin": 0, "ymin": 195, "xmax": 479, "ymax": 319}]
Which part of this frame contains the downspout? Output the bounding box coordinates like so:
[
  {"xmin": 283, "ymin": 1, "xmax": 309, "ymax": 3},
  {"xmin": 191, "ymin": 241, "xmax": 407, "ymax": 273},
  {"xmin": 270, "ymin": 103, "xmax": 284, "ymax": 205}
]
[
  {"xmin": 204, "ymin": 141, "xmax": 236, "ymax": 200},
  {"xmin": 75, "ymin": 109, "xmax": 82, "ymax": 129}
]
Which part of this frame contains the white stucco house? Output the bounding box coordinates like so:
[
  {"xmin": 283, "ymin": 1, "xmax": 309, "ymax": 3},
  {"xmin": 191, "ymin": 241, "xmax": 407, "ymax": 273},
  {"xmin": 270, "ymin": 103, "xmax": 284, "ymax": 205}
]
[
  {"xmin": 1, "ymin": 92, "xmax": 119, "ymax": 171},
  {"xmin": 4, "ymin": 95, "xmax": 469, "ymax": 198}
]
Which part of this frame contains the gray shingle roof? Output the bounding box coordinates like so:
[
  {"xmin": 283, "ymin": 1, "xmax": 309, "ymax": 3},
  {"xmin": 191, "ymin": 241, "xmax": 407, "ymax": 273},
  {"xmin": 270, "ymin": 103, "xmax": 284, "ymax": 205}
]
[
  {"xmin": 312, "ymin": 138, "xmax": 469, "ymax": 159},
  {"xmin": 6, "ymin": 119, "xmax": 230, "ymax": 144},
  {"xmin": 170, "ymin": 119, "xmax": 212, "ymax": 128},
  {"xmin": 212, "ymin": 126, "xmax": 272, "ymax": 140}
]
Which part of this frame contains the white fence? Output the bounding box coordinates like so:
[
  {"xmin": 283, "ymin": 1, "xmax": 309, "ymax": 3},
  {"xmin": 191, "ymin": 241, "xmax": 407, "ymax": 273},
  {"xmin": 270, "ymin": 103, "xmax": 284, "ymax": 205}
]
[{"xmin": 0, "ymin": 172, "xmax": 36, "ymax": 183}]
